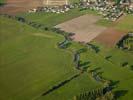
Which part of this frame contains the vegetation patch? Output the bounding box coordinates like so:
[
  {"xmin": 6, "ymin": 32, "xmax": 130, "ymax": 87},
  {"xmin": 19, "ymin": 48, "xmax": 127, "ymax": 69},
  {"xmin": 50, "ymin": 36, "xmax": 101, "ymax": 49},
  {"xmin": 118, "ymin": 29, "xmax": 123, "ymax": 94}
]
[
  {"xmin": 117, "ymin": 32, "xmax": 133, "ymax": 51},
  {"xmin": 0, "ymin": 0, "xmax": 5, "ymax": 6}
]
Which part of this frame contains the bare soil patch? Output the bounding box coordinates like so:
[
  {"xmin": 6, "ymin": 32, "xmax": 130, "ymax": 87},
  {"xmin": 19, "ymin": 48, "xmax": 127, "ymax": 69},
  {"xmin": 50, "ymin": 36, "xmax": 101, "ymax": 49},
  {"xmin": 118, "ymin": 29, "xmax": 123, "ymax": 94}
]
[
  {"xmin": 55, "ymin": 14, "xmax": 107, "ymax": 43},
  {"xmin": 94, "ymin": 28, "xmax": 126, "ymax": 47}
]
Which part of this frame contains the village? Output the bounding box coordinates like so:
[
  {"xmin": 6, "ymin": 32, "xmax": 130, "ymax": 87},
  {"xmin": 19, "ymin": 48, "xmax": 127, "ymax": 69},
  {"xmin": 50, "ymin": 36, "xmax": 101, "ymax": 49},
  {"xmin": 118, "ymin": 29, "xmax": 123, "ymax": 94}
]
[{"xmin": 29, "ymin": 0, "xmax": 133, "ymax": 21}]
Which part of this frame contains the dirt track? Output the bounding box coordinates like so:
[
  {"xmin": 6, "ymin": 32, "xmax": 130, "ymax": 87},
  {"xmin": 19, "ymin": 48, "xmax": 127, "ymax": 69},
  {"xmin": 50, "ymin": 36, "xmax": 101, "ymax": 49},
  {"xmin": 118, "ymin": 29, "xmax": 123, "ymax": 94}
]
[{"xmin": 55, "ymin": 14, "xmax": 107, "ymax": 43}]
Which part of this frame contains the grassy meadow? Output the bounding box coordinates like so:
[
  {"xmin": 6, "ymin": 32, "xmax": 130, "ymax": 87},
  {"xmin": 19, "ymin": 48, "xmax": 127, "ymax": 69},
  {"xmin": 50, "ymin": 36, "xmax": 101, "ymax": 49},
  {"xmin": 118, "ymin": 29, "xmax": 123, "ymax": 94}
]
[
  {"xmin": 0, "ymin": 16, "xmax": 77, "ymax": 100},
  {"xmin": 115, "ymin": 14, "xmax": 133, "ymax": 31},
  {"xmin": 18, "ymin": 8, "xmax": 98, "ymax": 27},
  {"xmin": 0, "ymin": 0, "xmax": 5, "ymax": 5},
  {"xmin": 0, "ymin": 16, "xmax": 102, "ymax": 100}
]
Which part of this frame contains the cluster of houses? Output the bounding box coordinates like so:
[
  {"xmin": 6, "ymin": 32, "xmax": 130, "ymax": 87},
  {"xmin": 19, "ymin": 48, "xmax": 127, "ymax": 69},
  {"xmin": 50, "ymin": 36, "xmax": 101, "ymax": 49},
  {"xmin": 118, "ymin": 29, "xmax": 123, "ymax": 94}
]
[{"xmin": 28, "ymin": 0, "xmax": 133, "ymax": 21}]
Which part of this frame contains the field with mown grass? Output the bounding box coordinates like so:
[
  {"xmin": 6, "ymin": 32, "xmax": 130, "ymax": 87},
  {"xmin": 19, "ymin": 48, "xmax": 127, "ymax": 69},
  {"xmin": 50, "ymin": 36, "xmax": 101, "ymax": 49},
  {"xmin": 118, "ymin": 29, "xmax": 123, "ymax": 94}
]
[
  {"xmin": 38, "ymin": 39, "xmax": 133, "ymax": 100},
  {"xmin": 0, "ymin": 16, "xmax": 102, "ymax": 100},
  {"xmin": 115, "ymin": 14, "xmax": 133, "ymax": 31},
  {"xmin": 69, "ymin": 0, "xmax": 80, "ymax": 3},
  {"xmin": 84, "ymin": 41, "xmax": 133, "ymax": 100}
]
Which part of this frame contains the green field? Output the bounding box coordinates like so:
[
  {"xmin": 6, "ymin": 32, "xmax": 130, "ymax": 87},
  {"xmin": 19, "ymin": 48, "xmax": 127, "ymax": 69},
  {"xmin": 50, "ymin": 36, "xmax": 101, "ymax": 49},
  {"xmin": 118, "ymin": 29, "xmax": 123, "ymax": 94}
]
[
  {"xmin": 18, "ymin": 8, "xmax": 98, "ymax": 27},
  {"xmin": 115, "ymin": 15, "xmax": 133, "ymax": 31},
  {"xmin": 37, "ymin": 40, "xmax": 133, "ymax": 100},
  {"xmin": 0, "ymin": 7, "xmax": 133, "ymax": 100},
  {"xmin": 0, "ymin": 16, "xmax": 102, "ymax": 100},
  {"xmin": 0, "ymin": 0, "xmax": 5, "ymax": 5},
  {"xmin": 0, "ymin": 16, "xmax": 77, "ymax": 100},
  {"xmin": 69, "ymin": 0, "xmax": 80, "ymax": 3}
]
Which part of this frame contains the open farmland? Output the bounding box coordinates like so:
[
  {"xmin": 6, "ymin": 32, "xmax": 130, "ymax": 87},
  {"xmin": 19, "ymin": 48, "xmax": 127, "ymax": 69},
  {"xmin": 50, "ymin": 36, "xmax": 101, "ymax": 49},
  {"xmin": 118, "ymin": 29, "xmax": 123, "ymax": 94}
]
[
  {"xmin": 39, "ymin": 41, "xmax": 133, "ymax": 100},
  {"xmin": 0, "ymin": 16, "xmax": 102, "ymax": 100},
  {"xmin": 0, "ymin": 1, "xmax": 133, "ymax": 100},
  {"xmin": 0, "ymin": 16, "xmax": 77, "ymax": 100},
  {"xmin": 19, "ymin": 10, "xmax": 133, "ymax": 100}
]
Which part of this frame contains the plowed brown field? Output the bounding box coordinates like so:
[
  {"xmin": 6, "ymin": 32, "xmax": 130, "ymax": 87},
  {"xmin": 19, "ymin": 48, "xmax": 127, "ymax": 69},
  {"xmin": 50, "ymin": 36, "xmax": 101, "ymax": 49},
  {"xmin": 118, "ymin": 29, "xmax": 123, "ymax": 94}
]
[
  {"xmin": 0, "ymin": 0, "xmax": 68, "ymax": 14},
  {"xmin": 94, "ymin": 28, "xmax": 126, "ymax": 47},
  {"xmin": 55, "ymin": 14, "xmax": 107, "ymax": 43},
  {"xmin": 0, "ymin": 0, "xmax": 43, "ymax": 14}
]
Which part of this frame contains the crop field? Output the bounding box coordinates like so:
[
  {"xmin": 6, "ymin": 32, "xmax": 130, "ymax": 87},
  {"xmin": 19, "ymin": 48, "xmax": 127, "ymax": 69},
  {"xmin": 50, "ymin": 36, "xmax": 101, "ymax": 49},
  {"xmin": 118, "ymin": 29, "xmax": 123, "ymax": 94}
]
[
  {"xmin": 0, "ymin": 2, "xmax": 133, "ymax": 100},
  {"xmin": 95, "ymin": 15, "xmax": 133, "ymax": 47},
  {"xmin": 94, "ymin": 28, "xmax": 126, "ymax": 47},
  {"xmin": 55, "ymin": 14, "xmax": 107, "ymax": 43},
  {"xmin": 0, "ymin": 0, "xmax": 43, "ymax": 14}
]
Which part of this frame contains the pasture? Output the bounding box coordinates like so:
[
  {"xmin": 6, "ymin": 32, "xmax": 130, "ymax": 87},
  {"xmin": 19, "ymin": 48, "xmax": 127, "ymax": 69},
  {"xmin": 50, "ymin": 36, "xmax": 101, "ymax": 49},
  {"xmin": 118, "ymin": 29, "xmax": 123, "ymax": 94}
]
[
  {"xmin": 0, "ymin": 16, "xmax": 76, "ymax": 100},
  {"xmin": 0, "ymin": 16, "xmax": 102, "ymax": 100},
  {"xmin": 37, "ymin": 38, "xmax": 133, "ymax": 100}
]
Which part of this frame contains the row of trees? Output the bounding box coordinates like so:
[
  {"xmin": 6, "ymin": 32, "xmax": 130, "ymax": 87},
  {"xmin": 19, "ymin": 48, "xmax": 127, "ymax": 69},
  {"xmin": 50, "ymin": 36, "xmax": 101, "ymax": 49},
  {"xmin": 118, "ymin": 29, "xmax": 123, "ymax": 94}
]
[
  {"xmin": 52, "ymin": 28, "xmax": 75, "ymax": 49},
  {"xmin": 0, "ymin": 14, "xmax": 50, "ymax": 31},
  {"xmin": 73, "ymin": 87, "xmax": 115, "ymax": 100}
]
